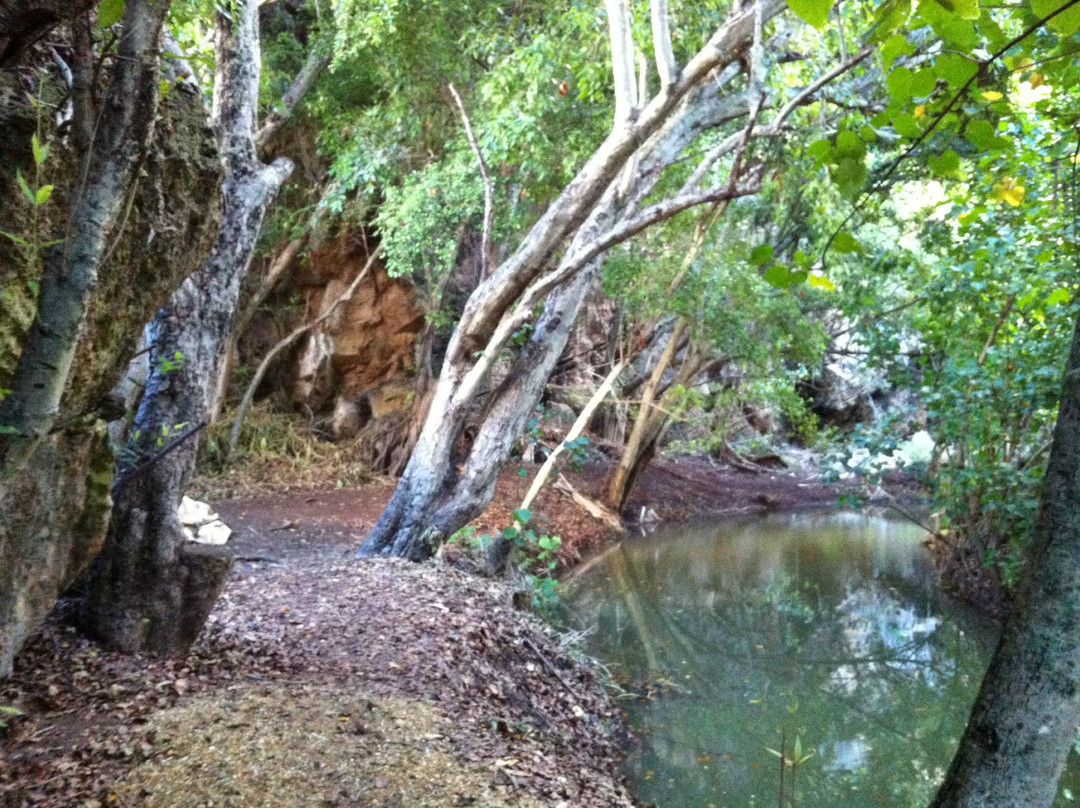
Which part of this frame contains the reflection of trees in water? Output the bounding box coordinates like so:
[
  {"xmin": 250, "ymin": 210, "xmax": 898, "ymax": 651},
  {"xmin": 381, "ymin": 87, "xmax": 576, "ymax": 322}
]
[{"xmin": 571, "ymin": 521, "xmax": 992, "ymax": 808}]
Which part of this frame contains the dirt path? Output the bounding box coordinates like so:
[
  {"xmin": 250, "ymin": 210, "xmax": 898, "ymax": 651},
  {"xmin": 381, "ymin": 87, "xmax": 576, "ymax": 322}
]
[
  {"xmin": 1, "ymin": 500, "xmax": 634, "ymax": 807},
  {"xmin": 1, "ymin": 454, "xmax": 861, "ymax": 807}
]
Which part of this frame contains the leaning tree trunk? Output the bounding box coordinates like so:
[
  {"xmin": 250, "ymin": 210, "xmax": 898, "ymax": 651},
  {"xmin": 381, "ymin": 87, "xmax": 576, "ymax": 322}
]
[
  {"xmin": 929, "ymin": 311, "xmax": 1080, "ymax": 807},
  {"xmin": 359, "ymin": 0, "xmax": 786, "ymax": 560},
  {"xmin": 359, "ymin": 81, "xmax": 752, "ymax": 559},
  {"xmin": 81, "ymin": 0, "xmax": 295, "ymax": 654}
]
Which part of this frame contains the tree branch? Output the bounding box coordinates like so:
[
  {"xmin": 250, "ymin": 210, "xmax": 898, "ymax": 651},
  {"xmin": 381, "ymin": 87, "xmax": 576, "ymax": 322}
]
[
  {"xmin": 229, "ymin": 245, "xmax": 383, "ymax": 449},
  {"xmin": 448, "ymin": 83, "xmax": 495, "ymax": 278},
  {"xmin": 650, "ymin": 0, "xmax": 678, "ymax": 88},
  {"xmin": 255, "ymin": 40, "xmax": 331, "ymax": 152},
  {"xmin": 605, "ymin": 0, "xmax": 638, "ymax": 126},
  {"xmin": 520, "ymin": 359, "xmax": 627, "ymax": 513}
]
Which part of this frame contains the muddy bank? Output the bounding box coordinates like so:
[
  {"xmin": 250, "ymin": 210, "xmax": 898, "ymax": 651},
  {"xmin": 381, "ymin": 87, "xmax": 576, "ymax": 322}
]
[
  {"xmin": 1, "ymin": 532, "xmax": 633, "ymax": 806},
  {"xmin": 202, "ymin": 453, "xmax": 866, "ymax": 569}
]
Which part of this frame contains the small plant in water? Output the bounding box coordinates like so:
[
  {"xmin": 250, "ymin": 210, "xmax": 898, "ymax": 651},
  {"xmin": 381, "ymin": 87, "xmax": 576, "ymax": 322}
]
[{"xmin": 766, "ymin": 729, "xmax": 814, "ymax": 807}]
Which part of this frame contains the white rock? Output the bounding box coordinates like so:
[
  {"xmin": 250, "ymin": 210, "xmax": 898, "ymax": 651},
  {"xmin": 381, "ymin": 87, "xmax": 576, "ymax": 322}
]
[
  {"xmin": 178, "ymin": 495, "xmax": 218, "ymax": 526},
  {"xmin": 897, "ymin": 429, "xmax": 935, "ymax": 465},
  {"xmin": 192, "ymin": 520, "xmax": 232, "ymax": 545}
]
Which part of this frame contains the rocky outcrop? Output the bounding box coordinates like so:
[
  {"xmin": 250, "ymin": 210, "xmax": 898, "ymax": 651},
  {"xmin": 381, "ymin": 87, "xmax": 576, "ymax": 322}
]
[
  {"xmin": 0, "ymin": 58, "xmax": 223, "ymax": 676},
  {"xmin": 291, "ymin": 235, "xmax": 426, "ymax": 437}
]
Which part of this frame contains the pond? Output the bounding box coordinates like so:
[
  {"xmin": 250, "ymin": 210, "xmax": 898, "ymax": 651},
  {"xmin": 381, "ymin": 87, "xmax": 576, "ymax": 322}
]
[{"xmin": 565, "ymin": 511, "xmax": 1080, "ymax": 808}]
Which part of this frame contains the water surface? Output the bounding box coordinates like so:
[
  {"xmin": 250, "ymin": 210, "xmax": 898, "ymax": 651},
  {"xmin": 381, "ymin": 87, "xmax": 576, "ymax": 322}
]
[{"xmin": 566, "ymin": 511, "xmax": 1079, "ymax": 807}]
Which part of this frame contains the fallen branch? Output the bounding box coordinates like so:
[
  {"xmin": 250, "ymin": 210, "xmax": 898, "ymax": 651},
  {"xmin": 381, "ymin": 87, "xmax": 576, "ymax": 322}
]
[
  {"xmin": 523, "ymin": 636, "xmax": 578, "ymax": 700},
  {"xmin": 520, "ymin": 359, "xmax": 626, "ymax": 513},
  {"xmin": 228, "ymin": 245, "xmax": 383, "ymax": 450},
  {"xmin": 553, "ymin": 473, "xmax": 623, "ymax": 529}
]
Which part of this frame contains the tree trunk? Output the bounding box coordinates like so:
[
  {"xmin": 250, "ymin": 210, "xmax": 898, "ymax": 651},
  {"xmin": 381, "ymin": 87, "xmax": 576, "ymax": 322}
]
[
  {"xmin": 0, "ymin": 0, "xmax": 172, "ymax": 474},
  {"xmin": 0, "ymin": 17, "xmax": 224, "ymax": 674},
  {"xmin": 357, "ymin": 0, "xmax": 780, "ymax": 560},
  {"xmin": 81, "ymin": 0, "xmax": 294, "ymax": 655},
  {"xmin": 930, "ymin": 312, "xmax": 1080, "ymax": 808},
  {"xmin": 211, "ymin": 236, "xmax": 306, "ymax": 423},
  {"xmin": 607, "ymin": 318, "xmax": 687, "ymax": 511}
]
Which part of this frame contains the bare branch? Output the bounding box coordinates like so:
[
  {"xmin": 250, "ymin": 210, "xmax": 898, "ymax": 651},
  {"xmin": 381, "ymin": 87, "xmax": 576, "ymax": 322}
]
[
  {"xmin": 650, "ymin": 0, "xmax": 678, "ymax": 88},
  {"xmin": 229, "ymin": 245, "xmax": 383, "ymax": 449},
  {"xmin": 771, "ymin": 46, "xmax": 873, "ymax": 125},
  {"xmin": 605, "ymin": 0, "xmax": 638, "ymax": 126},
  {"xmin": 448, "ymin": 83, "xmax": 495, "ymax": 278},
  {"xmin": 681, "ymin": 46, "xmax": 873, "ymax": 193},
  {"xmin": 255, "ymin": 39, "xmax": 331, "ymax": 152}
]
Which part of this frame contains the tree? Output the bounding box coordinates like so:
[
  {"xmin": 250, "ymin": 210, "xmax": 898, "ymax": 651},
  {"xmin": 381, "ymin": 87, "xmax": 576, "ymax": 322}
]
[
  {"xmin": 360, "ymin": 0, "xmax": 868, "ymax": 559},
  {"xmin": 0, "ymin": 0, "xmax": 174, "ymax": 473},
  {"xmin": 0, "ymin": 2, "xmax": 224, "ymax": 675},
  {"xmin": 928, "ymin": 308, "xmax": 1080, "ymax": 807},
  {"xmin": 80, "ymin": 0, "xmax": 327, "ymax": 654}
]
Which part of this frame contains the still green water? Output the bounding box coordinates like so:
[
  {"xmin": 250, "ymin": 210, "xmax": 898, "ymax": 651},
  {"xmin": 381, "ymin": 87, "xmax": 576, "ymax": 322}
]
[{"xmin": 566, "ymin": 511, "xmax": 1080, "ymax": 808}]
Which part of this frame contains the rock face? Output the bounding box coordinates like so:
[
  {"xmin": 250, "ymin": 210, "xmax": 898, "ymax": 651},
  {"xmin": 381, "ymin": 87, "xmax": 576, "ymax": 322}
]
[
  {"xmin": 291, "ymin": 235, "xmax": 426, "ymax": 438},
  {"xmin": 0, "ymin": 65, "xmax": 224, "ymax": 676}
]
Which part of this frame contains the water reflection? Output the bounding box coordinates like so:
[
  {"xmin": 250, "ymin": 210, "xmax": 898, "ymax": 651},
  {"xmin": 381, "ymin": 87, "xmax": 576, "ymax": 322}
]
[{"xmin": 567, "ymin": 512, "xmax": 1078, "ymax": 808}]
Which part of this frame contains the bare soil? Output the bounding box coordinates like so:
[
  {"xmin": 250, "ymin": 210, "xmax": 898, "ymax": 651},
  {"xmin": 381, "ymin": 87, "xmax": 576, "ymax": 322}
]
[{"xmin": 1, "ymin": 454, "xmax": 858, "ymax": 808}]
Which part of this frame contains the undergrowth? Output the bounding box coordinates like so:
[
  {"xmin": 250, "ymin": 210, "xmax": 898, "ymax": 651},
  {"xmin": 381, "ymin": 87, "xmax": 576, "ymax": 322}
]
[{"xmin": 193, "ymin": 404, "xmax": 373, "ymax": 499}]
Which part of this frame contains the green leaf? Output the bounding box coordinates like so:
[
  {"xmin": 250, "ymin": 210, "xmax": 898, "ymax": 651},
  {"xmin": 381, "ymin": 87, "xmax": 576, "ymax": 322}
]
[
  {"xmin": 512, "ymin": 508, "xmax": 532, "ymax": 524},
  {"xmin": 892, "ymin": 112, "xmax": 922, "ymax": 138},
  {"xmin": 806, "ymin": 138, "xmax": 833, "ymax": 166},
  {"xmin": 98, "ymin": 0, "xmax": 125, "ymax": 27},
  {"xmin": 502, "ymin": 526, "xmax": 520, "ymax": 539},
  {"xmin": 910, "ymin": 69, "xmax": 938, "ymax": 97},
  {"xmin": 834, "ymin": 130, "xmax": 866, "ymax": 160},
  {"xmin": 936, "ymin": 0, "xmax": 981, "ymax": 20},
  {"xmin": 939, "ymin": 19, "xmax": 978, "ymax": 48},
  {"xmin": 31, "ymin": 133, "xmax": 49, "ymax": 165},
  {"xmin": 34, "ymin": 185, "xmax": 53, "ymax": 206},
  {"xmin": 1032, "ymin": 0, "xmax": 1080, "ymax": 34},
  {"xmin": 808, "ymin": 271, "xmax": 836, "ymax": 291},
  {"xmin": 764, "ymin": 264, "xmax": 792, "ymax": 289},
  {"xmin": 787, "ymin": 0, "xmax": 834, "ymax": 29},
  {"xmin": 749, "ymin": 244, "xmax": 774, "ymax": 266},
  {"xmin": 966, "ymin": 119, "xmax": 1009, "ymax": 151},
  {"xmin": 832, "ymin": 158, "xmax": 867, "ymax": 198},
  {"xmin": 881, "ymin": 34, "xmax": 914, "ymax": 70},
  {"xmin": 928, "ymin": 149, "xmax": 961, "ymax": 177},
  {"xmin": 15, "ymin": 169, "xmax": 34, "ymax": 204},
  {"xmin": 935, "ymin": 54, "xmax": 979, "ymax": 88},
  {"xmin": 0, "ymin": 230, "xmax": 28, "ymax": 246},
  {"xmin": 833, "ymin": 232, "xmax": 862, "ymax": 253},
  {"xmin": 1046, "ymin": 288, "xmax": 1072, "ymax": 305},
  {"xmin": 887, "ymin": 66, "xmax": 915, "ymax": 102},
  {"xmin": 872, "ymin": 0, "xmax": 912, "ymax": 36}
]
